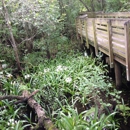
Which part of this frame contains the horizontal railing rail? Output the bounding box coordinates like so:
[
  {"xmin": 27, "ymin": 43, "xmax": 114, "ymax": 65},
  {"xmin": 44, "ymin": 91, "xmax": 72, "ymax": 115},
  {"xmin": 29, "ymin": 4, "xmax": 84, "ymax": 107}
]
[{"xmin": 76, "ymin": 13, "xmax": 130, "ymax": 81}]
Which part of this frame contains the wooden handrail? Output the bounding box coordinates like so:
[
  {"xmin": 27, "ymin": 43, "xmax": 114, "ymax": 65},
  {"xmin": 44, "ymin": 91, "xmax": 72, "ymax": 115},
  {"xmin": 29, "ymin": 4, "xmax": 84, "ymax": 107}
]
[{"xmin": 76, "ymin": 13, "xmax": 130, "ymax": 82}]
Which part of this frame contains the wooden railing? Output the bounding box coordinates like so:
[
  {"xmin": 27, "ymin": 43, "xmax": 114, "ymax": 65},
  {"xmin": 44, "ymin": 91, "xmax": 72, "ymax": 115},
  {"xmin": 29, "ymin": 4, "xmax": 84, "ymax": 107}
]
[{"xmin": 76, "ymin": 12, "xmax": 130, "ymax": 84}]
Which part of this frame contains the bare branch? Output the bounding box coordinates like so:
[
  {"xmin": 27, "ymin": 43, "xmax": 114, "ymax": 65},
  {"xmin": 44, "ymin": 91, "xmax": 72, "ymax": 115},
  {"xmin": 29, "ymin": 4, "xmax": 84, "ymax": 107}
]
[
  {"xmin": 23, "ymin": 90, "xmax": 58, "ymax": 130},
  {"xmin": 0, "ymin": 95, "xmax": 24, "ymax": 100},
  {"xmin": 20, "ymin": 32, "xmax": 37, "ymax": 44},
  {"xmin": 78, "ymin": 0, "xmax": 90, "ymax": 11}
]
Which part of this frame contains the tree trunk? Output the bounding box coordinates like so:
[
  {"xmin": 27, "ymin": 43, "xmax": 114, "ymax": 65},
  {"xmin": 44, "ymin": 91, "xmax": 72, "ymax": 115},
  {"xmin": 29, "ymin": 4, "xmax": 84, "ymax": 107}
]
[
  {"xmin": 79, "ymin": 0, "xmax": 90, "ymax": 11},
  {"xmin": 91, "ymin": 0, "xmax": 95, "ymax": 12},
  {"xmin": 57, "ymin": 0, "xmax": 65, "ymax": 15},
  {"xmin": 2, "ymin": 0, "xmax": 21, "ymax": 70},
  {"xmin": 25, "ymin": 23, "xmax": 33, "ymax": 53}
]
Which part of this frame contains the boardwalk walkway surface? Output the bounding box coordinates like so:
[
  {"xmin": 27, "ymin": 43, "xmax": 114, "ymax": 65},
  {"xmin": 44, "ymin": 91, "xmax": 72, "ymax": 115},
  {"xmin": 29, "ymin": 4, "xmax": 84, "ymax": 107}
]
[{"xmin": 76, "ymin": 12, "xmax": 130, "ymax": 87}]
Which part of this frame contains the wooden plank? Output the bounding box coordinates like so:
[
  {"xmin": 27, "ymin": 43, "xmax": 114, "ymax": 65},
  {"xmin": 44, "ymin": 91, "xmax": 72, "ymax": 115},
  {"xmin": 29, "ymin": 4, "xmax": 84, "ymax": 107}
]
[
  {"xmin": 88, "ymin": 37, "xmax": 94, "ymax": 41},
  {"xmin": 95, "ymin": 18, "xmax": 108, "ymax": 25},
  {"xmin": 87, "ymin": 21, "xmax": 93, "ymax": 24},
  {"xmin": 93, "ymin": 19, "xmax": 98, "ymax": 55},
  {"xmin": 97, "ymin": 37, "xmax": 108, "ymax": 44},
  {"xmin": 98, "ymin": 47, "xmax": 109, "ymax": 55},
  {"xmin": 124, "ymin": 21, "xmax": 130, "ymax": 81},
  {"xmin": 112, "ymin": 28, "xmax": 124, "ymax": 34},
  {"xmin": 87, "ymin": 27, "xmax": 94, "ymax": 30},
  {"xmin": 113, "ymin": 48, "xmax": 125, "ymax": 58},
  {"xmin": 96, "ymin": 33, "xmax": 108, "ymax": 40},
  {"xmin": 96, "ymin": 29, "xmax": 108, "ymax": 35},
  {"xmin": 96, "ymin": 24, "xmax": 107, "ymax": 30},
  {"xmin": 88, "ymin": 35, "xmax": 94, "ymax": 40},
  {"xmin": 112, "ymin": 39, "xmax": 125, "ymax": 46},
  {"xmin": 114, "ymin": 56, "xmax": 126, "ymax": 66},
  {"xmin": 82, "ymin": 32, "xmax": 86, "ymax": 37},
  {"xmin": 98, "ymin": 41, "xmax": 109, "ymax": 49},
  {"xmin": 87, "ymin": 26, "xmax": 93, "ymax": 29},
  {"xmin": 112, "ymin": 33, "xmax": 125, "ymax": 39},
  {"xmin": 97, "ymin": 42, "xmax": 109, "ymax": 49},
  {"xmin": 84, "ymin": 19, "xmax": 89, "ymax": 48},
  {"xmin": 89, "ymin": 41, "xmax": 94, "ymax": 46},
  {"xmin": 111, "ymin": 20, "xmax": 126, "ymax": 28},
  {"xmin": 88, "ymin": 32, "xmax": 94, "ymax": 37},
  {"xmin": 88, "ymin": 31, "xmax": 94, "ymax": 36},
  {"xmin": 112, "ymin": 37, "xmax": 125, "ymax": 45},
  {"xmin": 87, "ymin": 21, "xmax": 93, "ymax": 25},
  {"xmin": 96, "ymin": 12, "xmax": 130, "ymax": 19},
  {"xmin": 112, "ymin": 42, "xmax": 125, "ymax": 52},
  {"xmin": 88, "ymin": 33, "xmax": 94, "ymax": 38},
  {"xmin": 107, "ymin": 20, "xmax": 114, "ymax": 68}
]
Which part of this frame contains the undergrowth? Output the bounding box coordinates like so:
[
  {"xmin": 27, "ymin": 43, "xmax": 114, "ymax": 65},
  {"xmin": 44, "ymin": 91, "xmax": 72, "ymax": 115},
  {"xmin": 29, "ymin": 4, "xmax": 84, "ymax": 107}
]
[{"xmin": 0, "ymin": 40, "xmax": 126, "ymax": 130}]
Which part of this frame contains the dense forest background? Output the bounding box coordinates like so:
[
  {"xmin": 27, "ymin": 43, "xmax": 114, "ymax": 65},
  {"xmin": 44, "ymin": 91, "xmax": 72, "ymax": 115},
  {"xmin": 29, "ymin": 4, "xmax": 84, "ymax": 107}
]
[
  {"xmin": 1, "ymin": 0, "xmax": 130, "ymax": 70},
  {"xmin": 1, "ymin": 0, "xmax": 130, "ymax": 130}
]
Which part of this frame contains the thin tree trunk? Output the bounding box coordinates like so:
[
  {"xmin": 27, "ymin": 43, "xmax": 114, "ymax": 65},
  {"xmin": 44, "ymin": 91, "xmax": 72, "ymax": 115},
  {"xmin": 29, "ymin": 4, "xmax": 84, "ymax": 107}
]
[
  {"xmin": 2, "ymin": 0, "xmax": 21, "ymax": 70},
  {"xmin": 91, "ymin": 0, "xmax": 95, "ymax": 12},
  {"xmin": 79, "ymin": 0, "xmax": 90, "ymax": 11},
  {"xmin": 57, "ymin": 0, "xmax": 64, "ymax": 15},
  {"xmin": 25, "ymin": 23, "xmax": 33, "ymax": 53}
]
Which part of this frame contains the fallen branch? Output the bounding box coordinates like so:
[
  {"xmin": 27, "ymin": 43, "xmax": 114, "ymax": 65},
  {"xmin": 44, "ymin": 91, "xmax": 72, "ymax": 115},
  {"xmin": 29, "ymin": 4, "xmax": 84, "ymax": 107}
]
[
  {"xmin": 0, "ymin": 90, "xmax": 39, "ymax": 110},
  {"xmin": 23, "ymin": 90, "xmax": 58, "ymax": 130},
  {"xmin": 0, "ymin": 90, "xmax": 58, "ymax": 130},
  {"xmin": 0, "ymin": 95, "xmax": 24, "ymax": 100},
  {"xmin": 0, "ymin": 90, "xmax": 39, "ymax": 101}
]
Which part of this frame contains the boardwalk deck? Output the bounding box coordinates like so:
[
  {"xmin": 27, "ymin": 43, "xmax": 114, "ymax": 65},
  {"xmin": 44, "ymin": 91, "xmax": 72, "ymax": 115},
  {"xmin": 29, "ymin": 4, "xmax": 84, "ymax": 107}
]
[{"xmin": 76, "ymin": 12, "xmax": 130, "ymax": 86}]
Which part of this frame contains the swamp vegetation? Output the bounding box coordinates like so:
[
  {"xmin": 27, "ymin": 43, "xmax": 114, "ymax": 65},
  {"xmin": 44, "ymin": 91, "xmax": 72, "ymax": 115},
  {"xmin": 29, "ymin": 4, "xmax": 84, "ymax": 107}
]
[{"xmin": 0, "ymin": 0, "xmax": 130, "ymax": 130}]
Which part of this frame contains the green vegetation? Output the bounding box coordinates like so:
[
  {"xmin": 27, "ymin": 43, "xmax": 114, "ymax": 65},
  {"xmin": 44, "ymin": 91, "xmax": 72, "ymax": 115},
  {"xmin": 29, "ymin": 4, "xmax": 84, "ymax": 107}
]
[
  {"xmin": 1, "ymin": 0, "xmax": 130, "ymax": 129},
  {"xmin": 0, "ymin": 40, "xmax": 124, "ymax": 129}
]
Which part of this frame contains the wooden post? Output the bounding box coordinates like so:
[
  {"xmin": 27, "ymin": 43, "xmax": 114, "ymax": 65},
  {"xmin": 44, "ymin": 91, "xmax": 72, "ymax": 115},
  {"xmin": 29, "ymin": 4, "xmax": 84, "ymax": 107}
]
[
  {"xmin": 84, "ymin": 18, "xmax": 89, "ymax": 49},
  {"xmin": 90, "ymin": 45, "xmax": 95, "ymax": 58},
  {"xmin": 79, "ymin": 19, "xmax": 83, "ymax": 43},
  {"xmin": 114, "ymin": 61, "xmax": 122, "ymax": 89},
  {"xmin": 107, "ymin": 20, "xmax": 114, "ymax": 68},
  {"xmin": 124, "ymin": 21, "xmax": 130, "ymax": 81},
  {"xmin": 93, "ymin": 19, "xmax": 98, "ymax": 55}
]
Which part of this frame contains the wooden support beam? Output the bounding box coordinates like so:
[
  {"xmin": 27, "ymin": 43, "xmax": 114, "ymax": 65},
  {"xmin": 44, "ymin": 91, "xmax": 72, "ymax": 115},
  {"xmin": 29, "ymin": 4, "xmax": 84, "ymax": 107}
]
[
  {"xmin": 93, "ymin": 19, "xmax": 98, "ymax": 55},
  {"xmin": 84, "ymin": 18, "xmax": 89, "ymax": 49},
  {"xmin": 90, "ymin": 45, "xmax": 95, "ymax": 58},
  {"xmin": 107, "ymin": 20, "xmax": 114, "ymax": 68},
  {"xmin": 124, "ymin": 21, "xmax": 130, "ymax": 81},
  {"xmin": 114, "ymin": 61, "xmax": 122, "ymax": 89}
]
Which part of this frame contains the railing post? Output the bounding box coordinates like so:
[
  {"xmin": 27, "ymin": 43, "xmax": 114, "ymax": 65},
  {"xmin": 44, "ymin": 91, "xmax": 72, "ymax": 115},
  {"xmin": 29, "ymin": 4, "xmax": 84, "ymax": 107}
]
[
  {"xmin": 107, "ymin": 20, "xmax": 114, "ymax": 68},
  {"xmin": 93, "ymin": 19, "xmax": 98, "ymax": 55},
  {"xmin": 84, "ymin": 18, "xmax": 89, "ymax": 49},
  {"xmin": 124, "ymin": 21, "xmax": 130, "ymax": 81}
]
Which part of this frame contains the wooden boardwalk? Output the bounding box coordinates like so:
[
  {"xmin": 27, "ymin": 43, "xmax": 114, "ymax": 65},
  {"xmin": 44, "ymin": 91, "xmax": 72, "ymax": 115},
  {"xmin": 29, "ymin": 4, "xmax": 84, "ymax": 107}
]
[{"xmin": 76, "ymin": 12, "xmax": 130, "ymax": 87}]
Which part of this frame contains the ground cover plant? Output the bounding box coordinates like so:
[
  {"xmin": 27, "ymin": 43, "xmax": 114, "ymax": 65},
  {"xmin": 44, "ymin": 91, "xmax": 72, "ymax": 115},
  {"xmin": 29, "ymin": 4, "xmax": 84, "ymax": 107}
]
[
  {"xmin": 1, "ymin": 0, "xmax": 130, "ymax": 129},
  {"xmin": 0, "ymin": 41, "xmax": 125, "ymax": 129}
]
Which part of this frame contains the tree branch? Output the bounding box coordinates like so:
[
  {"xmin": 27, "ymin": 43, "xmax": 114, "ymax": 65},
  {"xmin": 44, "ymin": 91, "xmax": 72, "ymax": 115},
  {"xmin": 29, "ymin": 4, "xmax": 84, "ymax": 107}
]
[
  {"xmin": 20, "ymin": 32, "xmax": 37, "ymax": 44},
  {"xmin": 23, "ymin": 90, "xmax": 58, "ymax": 130},
  {"xmin": 2, "ymin": 0, "xmax": 21, "ymax": 70},
  {"xmin": 0, "ymin": 90, "xmax": 58, "ymax": 130},
  {"xmin": 79, "ymin": 0, "xmax": 90, "ymax": 11}
]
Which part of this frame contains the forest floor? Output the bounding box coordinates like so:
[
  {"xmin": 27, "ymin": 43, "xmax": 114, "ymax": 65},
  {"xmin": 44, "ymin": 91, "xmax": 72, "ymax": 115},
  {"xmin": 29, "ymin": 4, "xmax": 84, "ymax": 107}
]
[{"xmin": 0, "ymin": 40, "xmax": 130, "ymax": 130}]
